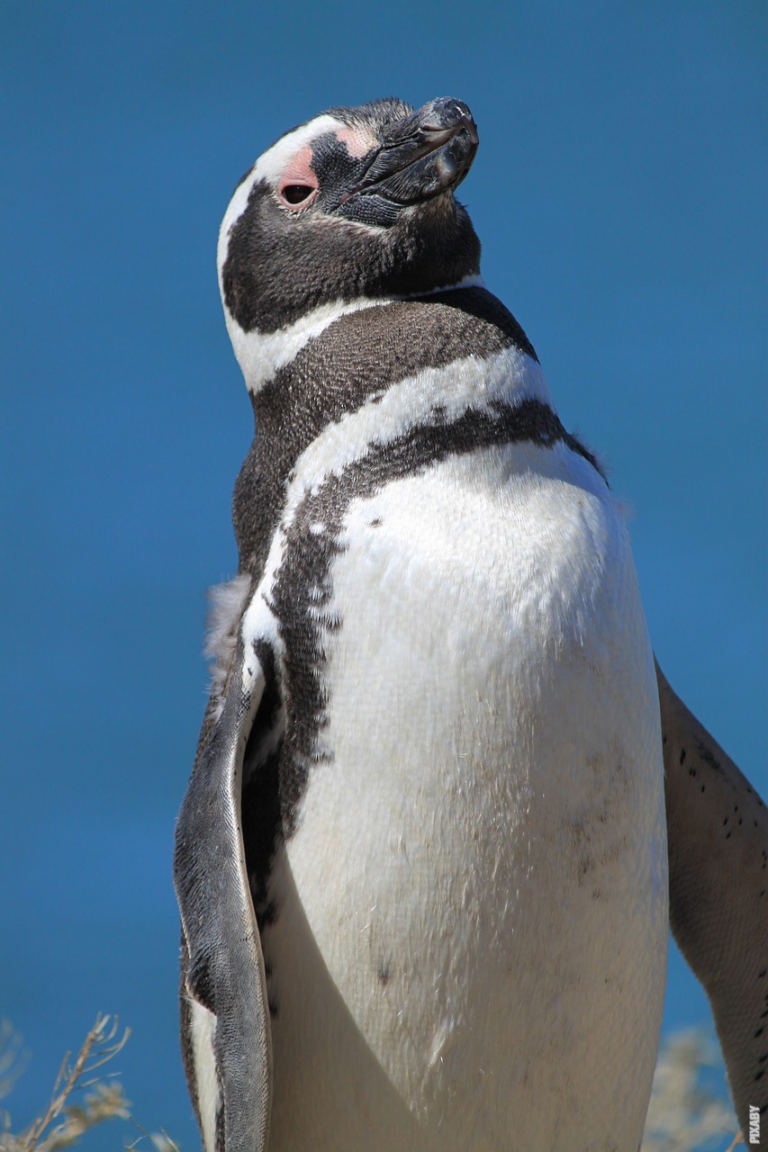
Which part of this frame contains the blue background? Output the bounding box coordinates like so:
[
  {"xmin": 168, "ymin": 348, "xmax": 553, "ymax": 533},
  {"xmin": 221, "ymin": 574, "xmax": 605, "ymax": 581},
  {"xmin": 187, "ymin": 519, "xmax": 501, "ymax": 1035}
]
[{"xmin": 1, "ymin": 2, "xmax": 765, "ymax": 1147}]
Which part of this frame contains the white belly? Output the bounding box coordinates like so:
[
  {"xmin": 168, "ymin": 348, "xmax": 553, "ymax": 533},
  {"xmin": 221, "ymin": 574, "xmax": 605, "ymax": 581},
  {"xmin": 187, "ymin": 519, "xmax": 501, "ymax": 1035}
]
[{"xmin": 265, "ymin": 442, "xmax": 668, "ymax": 1151}]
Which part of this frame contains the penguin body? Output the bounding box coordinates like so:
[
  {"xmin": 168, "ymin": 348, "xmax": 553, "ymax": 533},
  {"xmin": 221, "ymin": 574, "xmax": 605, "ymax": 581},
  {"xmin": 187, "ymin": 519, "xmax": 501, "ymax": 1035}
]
[
  {"xmin": 269, "ymin": 469, "xmax": 666, "ymax": 1151},
  {"xmin": 254, "ymin": 337, "xmax": 666, "ymax": 1151},
  {"xmin": 173, "ymin": 98, "xmax": 766, "ymax": 1151}
]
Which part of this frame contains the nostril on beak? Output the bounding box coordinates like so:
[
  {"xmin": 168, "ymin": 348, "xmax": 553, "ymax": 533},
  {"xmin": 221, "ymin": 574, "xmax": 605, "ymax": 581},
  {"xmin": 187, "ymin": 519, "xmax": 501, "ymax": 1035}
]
[{"xmin": 419, "ymin": 98, "xmax": 479, "ymax": 147}]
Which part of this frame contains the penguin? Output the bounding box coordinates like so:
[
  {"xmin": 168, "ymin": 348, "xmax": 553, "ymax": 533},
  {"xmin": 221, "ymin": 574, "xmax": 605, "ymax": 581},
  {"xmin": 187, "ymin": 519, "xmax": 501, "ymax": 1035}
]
[{"xmin": 173, "ymin": 97, "xmax": 767, "ymax": 1151}]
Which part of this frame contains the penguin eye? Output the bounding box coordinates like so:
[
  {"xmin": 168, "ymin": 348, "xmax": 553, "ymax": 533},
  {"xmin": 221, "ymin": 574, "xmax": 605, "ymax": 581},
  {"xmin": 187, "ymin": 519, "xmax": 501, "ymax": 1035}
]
[
  {"xmin": 278, "ymin": 183, "xmax": 318, "ymax": 209},
  {"xmin": 282, "ymin": 185, "xmax": 313, "ymax": 204},
  {"xmin": 277, "ymin": 146, "xmax": 320, "ymax": 210}
]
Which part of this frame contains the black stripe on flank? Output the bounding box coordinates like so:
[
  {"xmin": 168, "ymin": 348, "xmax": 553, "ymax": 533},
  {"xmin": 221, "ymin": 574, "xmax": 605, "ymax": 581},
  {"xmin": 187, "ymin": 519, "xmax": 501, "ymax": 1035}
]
[
  {"xmin": 214, "ymin": 1086, "xmax": 225, "ymax": 1152},
  {"xmin": 266, "ymin": 398, "xmax": 601, "ymax": 841},
  {"xmin": 241, "ymin": 640, "xmax": 285, "ymax": 933},
  {"xmin": 234, "ymin": 289, "xmax": 538, "ymax": 573}
]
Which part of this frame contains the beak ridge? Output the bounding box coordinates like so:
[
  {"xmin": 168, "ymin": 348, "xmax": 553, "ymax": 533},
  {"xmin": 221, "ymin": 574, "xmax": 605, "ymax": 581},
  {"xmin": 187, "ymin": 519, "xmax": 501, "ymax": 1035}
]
[{"xmin": 345, "ymin": 98, "xmax": 478, "ymax": 207}]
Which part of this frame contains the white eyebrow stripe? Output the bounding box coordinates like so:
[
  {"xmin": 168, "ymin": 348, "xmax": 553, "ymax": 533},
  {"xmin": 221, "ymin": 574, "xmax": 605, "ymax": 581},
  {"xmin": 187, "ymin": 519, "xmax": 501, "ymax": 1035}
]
[
  {"xmin": 252, "ymin": 115, "xmax": 346, "ymax": 187},
  {"xmin": 217, "ymin": 114, "xmax": 346, "ymax": 278}
]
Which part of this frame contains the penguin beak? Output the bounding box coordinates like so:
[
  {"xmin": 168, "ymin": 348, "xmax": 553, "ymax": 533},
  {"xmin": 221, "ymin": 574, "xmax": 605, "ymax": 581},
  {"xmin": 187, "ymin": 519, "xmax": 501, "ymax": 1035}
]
[{"xmin": 340, "ymin": 98, "xmax": 479, "ymax": 208}]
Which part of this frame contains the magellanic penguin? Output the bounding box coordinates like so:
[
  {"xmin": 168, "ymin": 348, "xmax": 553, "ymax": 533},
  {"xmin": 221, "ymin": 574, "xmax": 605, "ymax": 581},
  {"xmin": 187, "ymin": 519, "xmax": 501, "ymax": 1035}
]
[{"xmin": 174, "ymin": 98, "xmax": 768, "ymax": 1152}]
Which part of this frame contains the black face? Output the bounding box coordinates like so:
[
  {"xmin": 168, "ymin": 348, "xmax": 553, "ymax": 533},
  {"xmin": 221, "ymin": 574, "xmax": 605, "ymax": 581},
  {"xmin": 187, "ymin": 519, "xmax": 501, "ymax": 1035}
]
[{"xmin": 220, "ymin": 97, "xmax": 483, "ymax": 335}]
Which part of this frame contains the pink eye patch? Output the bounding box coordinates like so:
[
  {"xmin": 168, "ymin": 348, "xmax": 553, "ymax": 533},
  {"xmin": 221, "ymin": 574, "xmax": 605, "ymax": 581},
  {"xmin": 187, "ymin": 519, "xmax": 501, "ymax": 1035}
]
[{"xmin": 278, "ymin": 145, "xmax": 318, "ymax": 209}]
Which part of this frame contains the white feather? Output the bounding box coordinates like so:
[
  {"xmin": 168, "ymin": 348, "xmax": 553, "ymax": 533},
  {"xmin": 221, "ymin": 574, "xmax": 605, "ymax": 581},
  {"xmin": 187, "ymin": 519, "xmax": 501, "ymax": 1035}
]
[
  {"xmin": 187, "ymin": 998, "xmax": 220, "ymax": 1152},
  {"xmin": 205, "ymin": 573, "xmax": 252, "ymax": 718}
]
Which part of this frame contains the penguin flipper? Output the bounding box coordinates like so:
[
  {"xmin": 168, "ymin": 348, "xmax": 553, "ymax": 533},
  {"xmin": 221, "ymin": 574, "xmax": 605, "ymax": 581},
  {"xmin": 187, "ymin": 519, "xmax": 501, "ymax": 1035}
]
[
  {"xmin": 174, "ymin": 638, "xmax": 272, "ymax": 1152},
  {"xmin": 657, "ymin": 661, "xmax": 768, "ymax": 1134}
]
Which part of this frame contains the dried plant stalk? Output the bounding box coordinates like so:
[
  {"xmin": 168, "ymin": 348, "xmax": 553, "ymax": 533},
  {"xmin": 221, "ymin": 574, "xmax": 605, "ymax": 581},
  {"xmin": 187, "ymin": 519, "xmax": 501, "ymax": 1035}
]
[{"xmin": 0, "ymin": 1015, "xmax": 130, "ymax": 1152}]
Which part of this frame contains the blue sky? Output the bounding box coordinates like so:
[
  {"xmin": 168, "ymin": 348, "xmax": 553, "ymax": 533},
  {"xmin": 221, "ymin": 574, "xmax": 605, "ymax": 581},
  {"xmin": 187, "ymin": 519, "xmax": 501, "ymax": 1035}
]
[{"xmin": 1, "ymin": 2, "xmax": 765, "ymax": 1147}]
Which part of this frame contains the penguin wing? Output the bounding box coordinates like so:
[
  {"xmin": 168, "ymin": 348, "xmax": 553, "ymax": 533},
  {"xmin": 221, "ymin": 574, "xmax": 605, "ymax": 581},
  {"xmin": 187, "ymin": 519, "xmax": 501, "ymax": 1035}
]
[
  {"xmin": 658, "ymin": 662, "xmax": 768, "ymax": 1134},
  {"xmin": 174, "ymin": 637, "xmax": 272, "ymax": 1152}
]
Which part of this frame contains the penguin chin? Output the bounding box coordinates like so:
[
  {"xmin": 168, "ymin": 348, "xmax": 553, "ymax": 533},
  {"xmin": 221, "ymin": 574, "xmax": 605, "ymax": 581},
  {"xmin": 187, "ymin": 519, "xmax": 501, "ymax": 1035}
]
[
  {"xmin": 317, "ymin": 194, "xmax": 480, "ymax": 308},
  {"xmin": 389, "ymin": 195, "xmax": 482, "ymax": 288}
]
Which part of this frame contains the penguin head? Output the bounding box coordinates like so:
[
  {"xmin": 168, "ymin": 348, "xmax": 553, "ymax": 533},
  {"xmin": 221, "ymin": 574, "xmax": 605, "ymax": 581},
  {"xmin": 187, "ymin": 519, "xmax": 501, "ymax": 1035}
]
[{"xmin": 218, "ymin": 98, "xmax": 481, "ymax": 347}]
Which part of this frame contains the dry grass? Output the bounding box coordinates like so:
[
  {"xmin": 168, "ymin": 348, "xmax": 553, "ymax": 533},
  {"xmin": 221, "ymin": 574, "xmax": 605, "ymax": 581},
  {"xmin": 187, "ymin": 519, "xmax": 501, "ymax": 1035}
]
[{"xmin": 0, "ymin": 1016, "xmax": 176, "ymax": 1152}]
